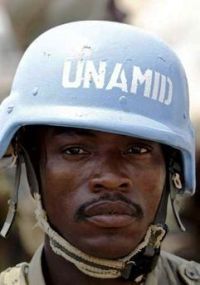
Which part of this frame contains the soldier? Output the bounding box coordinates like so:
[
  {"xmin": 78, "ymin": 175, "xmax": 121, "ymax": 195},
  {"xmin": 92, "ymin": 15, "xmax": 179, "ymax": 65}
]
[{"xmin": 0, "ymin": 21, "xmax": 199, "ymax": 284}]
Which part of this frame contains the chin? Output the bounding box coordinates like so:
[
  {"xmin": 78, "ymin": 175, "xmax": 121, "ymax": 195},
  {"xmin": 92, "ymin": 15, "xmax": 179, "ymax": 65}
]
[{"xmin": 78, "ymin": 235, "xmax": 140, "ymax": 259}]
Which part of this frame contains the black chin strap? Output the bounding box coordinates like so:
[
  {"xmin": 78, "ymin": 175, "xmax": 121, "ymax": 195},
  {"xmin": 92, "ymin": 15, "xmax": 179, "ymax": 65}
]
[
  {"xmin": 169, "ymin": 159, "xmax": 186, "ymax": 232},
  {"xmin": 20, "ymin": 144, "xmax": 40, "ymax": 195},
  {"xmin": 121, "ymin": 184, "xmax": 169, "ymax": 281}
]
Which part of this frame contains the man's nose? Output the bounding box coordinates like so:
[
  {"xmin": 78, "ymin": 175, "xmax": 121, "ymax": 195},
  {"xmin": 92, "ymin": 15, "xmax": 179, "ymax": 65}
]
[{"xmin": 89, "ymin": 172, "xmax": 133, "ymax": 193}]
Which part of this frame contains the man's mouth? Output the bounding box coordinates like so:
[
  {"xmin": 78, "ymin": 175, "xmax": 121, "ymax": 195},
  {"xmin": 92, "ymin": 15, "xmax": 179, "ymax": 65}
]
[{"xmin": 82, "ymin": 200, "xmax": 142, "ymax": 228}]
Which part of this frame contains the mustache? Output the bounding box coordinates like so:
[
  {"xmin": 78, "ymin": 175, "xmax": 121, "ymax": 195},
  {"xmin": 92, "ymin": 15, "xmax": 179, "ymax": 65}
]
[{"xmin": 75, "ymin": 192, "xmax": 144, "ymax": 221}]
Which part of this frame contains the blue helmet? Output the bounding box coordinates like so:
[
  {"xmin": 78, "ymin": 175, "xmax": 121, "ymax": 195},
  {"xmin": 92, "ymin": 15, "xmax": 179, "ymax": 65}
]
[{"xmin": 0, "ymin": 21, "xmax": 195, "ymax": 194}]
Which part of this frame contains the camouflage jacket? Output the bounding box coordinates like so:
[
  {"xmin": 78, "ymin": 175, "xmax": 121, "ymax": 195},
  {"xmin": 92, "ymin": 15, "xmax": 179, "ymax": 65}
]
[{"xmin": 0, "ymin": 245, "xmax": 200, "ymax": 285}]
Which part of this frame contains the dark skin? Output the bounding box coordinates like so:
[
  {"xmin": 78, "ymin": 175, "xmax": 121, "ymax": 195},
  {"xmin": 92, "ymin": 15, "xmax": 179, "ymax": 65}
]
[{"xmin": 37, "ymin": 127, "xmax": 166, "ymax": 285}]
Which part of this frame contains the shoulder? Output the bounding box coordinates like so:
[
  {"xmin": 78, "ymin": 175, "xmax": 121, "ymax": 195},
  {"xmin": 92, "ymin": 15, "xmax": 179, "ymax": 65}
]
[
  {"xmin": 157, "ymin": 251, "xmax": 200, "ymax": 284},
  {"xmin": 0, "ymin": 245, "xmax": 45, "ymax": 285},
  {"xmin": 0, "ymin": 263, "xmax": 29, "ymax": 285}
]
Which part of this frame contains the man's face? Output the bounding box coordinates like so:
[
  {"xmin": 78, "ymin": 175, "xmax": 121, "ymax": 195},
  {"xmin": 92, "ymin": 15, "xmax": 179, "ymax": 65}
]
[{"xmin": 40, "ymin": 128, "xmax": 166, "ymax": 259}]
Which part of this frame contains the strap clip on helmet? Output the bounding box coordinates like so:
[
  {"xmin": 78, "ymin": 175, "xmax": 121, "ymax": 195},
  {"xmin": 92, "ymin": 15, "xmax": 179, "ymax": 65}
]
[{"xmin": 169, "ymin": 158, "xmax": 186, "ymax": 232}]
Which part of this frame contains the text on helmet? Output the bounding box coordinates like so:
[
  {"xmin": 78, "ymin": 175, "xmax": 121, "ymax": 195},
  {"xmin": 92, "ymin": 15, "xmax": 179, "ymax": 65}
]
[{"xmin": 62, "ymin": 60, "xmax": 173, "ymax": 105}]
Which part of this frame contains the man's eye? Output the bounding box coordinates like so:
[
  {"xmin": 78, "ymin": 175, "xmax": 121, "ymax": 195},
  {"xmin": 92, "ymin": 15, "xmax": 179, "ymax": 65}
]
[
  {"xmin": 125, "ymin": 145, "xmax": 152, "ymax": 155},
  {"xmin": 63, "ymin": 147, "xmax": 88, "ymax": 155}
]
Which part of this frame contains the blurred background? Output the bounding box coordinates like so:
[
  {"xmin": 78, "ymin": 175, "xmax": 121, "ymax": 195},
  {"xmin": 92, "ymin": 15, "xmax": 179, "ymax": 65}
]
[{"xmin": 0, "ymin": 0, "xmax": 199, "ymax": 271}]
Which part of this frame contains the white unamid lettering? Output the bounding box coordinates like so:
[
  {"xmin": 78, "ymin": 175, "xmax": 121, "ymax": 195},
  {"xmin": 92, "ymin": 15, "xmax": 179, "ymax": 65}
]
[
  {"xmin": 62, "ymin": 61, "xmax": 84, "ymax": 88},
  {"xmin": 106, "ymin": 63, "xmax": 128, "ymax": 92},
  {"xmin": 62, "ymin": 60, "xmax": 107, "ymax": 89},
  {"xmin": 151, "ymin": 72, "xmax": 160, "ymax": 100},
  {"xmin": 62, "ymin": 60, "xmax": 173, "ymax": 106},
  {"xmin": 164, "ymin": 77, "xmax": 173, "ymax": 105},
  {"xmin": 83, "ymin": 60, "xmax": 106, "ymax": 89},
  {"xmin": 151, "ymin": 72, "xmax": 173, "ymax": 105},
  {"xmin": 131, "ymin": 66, "xmax": 152, "ymax": 97}
]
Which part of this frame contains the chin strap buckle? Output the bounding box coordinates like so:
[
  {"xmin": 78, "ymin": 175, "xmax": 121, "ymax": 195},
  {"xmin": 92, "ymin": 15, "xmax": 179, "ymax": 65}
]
[
  {"xmin": 121, "ymin": 261, "xmax": 136, "ymax": 279},
  {"xmin": 121, "ymin": 224, "xmax": 167, "ymax": 281}
]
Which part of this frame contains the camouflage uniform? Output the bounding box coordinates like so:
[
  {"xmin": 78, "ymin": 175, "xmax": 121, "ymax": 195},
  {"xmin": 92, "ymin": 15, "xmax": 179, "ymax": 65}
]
[{"xmin": 0, "ymin": 246, "xmax": 199, "ymax": 285}]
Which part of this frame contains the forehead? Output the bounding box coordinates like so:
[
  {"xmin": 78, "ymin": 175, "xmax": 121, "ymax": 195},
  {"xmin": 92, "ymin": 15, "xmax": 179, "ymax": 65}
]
[{"xmin": 43, "ymin": 126, "xmax": 159, "ymax": 145}]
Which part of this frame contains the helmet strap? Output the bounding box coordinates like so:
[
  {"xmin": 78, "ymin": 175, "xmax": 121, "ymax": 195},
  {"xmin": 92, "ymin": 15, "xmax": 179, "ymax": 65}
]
[
  {"xmin": 121, "ymin": 183, "xmax": 168, "ymax": 281},
  {"xmin": 0, "ymin": 153, "xmax": 22, "ymax": 237},
  {"xmin": 20, "ymin": 144, "xmax": 40, "ymax": 195},
  {"xmin": 0, "ymin": 143, "xmax": 40, "ymax": 237},
  {"xmin": 170, "ymin": 176, "xmax": 186, "ymax": 231},
  {"xmin": 168, "ymin": 157, "xmax": 186, "ymax": 231}
]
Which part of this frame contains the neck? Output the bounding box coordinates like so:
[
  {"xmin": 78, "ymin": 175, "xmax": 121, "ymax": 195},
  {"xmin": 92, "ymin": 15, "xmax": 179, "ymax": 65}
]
[{"xmin": 43, "ymin": 240, "xmax": 137, "ymax": 285}]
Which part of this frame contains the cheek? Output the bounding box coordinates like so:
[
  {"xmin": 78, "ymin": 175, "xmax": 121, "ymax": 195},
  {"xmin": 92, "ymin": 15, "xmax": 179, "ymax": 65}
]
[
  {"xmin": 40, "ymin": 159, "xmax": 91, "ymax": 221},
  {"xmin": 139, "ymin": 163, "xmax": 166, "ymax": 219},
  {"xmin": 40, "ymin": 160, "xmax": 73, "ymax": 214}
]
